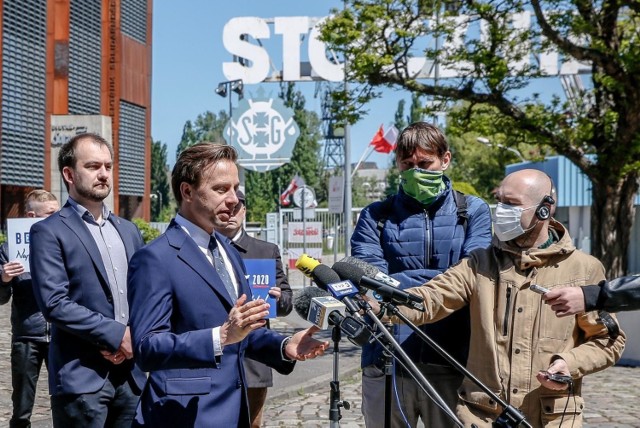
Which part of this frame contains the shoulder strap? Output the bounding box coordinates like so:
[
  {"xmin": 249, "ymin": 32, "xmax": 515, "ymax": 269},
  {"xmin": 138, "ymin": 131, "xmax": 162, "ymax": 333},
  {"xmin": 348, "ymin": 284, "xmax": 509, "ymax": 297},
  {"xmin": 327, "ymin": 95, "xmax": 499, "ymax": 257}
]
[
  {"xmin": 376, "ymin": 196, "xmax": 394, "ymax": 241},
  {"xmin": 453, "ymin": 190, "xmax": 469, "ymax": 235},
  {"xmin": 376, "ymin": 191, "xmax": 469, "ymax": 241}
]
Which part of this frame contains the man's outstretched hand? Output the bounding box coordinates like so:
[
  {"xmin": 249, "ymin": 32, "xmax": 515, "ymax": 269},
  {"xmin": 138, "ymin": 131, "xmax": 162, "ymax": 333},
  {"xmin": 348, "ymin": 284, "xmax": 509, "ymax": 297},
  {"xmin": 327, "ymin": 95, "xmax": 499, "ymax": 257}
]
[{"xmin": 284, "ymin": 326, "xmax": 330, "ymax": 361}]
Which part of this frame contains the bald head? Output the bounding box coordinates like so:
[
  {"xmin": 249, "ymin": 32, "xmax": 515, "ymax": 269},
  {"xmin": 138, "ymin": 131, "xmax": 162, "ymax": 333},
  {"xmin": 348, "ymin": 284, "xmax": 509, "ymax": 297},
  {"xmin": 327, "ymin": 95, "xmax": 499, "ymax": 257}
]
[{"xmin": 497, "ymin": 169, "xmax": 555, "ymax": 208}]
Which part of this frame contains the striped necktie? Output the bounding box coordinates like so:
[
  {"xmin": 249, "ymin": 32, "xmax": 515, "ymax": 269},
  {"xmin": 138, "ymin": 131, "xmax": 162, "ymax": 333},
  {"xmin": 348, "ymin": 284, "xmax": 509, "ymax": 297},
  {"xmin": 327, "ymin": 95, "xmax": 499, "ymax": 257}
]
[{"xmin": 208, "ymin": 236, "xmax": 237, "ymax": 303}]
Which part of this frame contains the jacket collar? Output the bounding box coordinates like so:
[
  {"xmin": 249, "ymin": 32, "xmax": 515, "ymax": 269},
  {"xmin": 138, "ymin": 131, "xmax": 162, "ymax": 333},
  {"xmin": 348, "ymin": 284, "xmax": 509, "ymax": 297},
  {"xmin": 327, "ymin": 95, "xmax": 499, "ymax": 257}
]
[
  {"xmin": 494, "ymin": 219, "xmax": 575, "ymax": 270},
  {"xmin": 58, "ymin": 202, "xmax": 137, "ymax": 285},
  {"xmin": 165, "ymin": 220, "xmax": 249, "ymax": 306}
]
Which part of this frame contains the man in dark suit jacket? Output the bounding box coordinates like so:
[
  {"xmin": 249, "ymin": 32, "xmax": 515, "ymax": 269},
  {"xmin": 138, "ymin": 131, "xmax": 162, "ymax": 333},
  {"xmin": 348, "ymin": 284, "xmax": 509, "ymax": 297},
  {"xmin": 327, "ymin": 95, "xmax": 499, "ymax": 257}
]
[
  {"xmin": 30, "ymin": 134, "xmax": 146, "ymax": 428},
  {"xmin": 215, "ymin": 189, "xmax": 293, "ymax": 428},
  {"xmin": 127, "ymin": 143, "xmax": 328, "ymax": 428}
]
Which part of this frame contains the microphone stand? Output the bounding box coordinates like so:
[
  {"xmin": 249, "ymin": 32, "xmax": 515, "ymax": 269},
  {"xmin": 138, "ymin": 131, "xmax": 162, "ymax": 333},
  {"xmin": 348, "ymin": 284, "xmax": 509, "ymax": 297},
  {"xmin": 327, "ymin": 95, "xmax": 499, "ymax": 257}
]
[
  {"xmin": 383, "ymin": 302, "xmax": 532, "ymax": 428},
  {"xmin": 329, "ymin": 323, "xmax": 350, "ymax": 427},
  {"xmin": 382, "ymin": 320, "xmax": 394, "ymax": 428},
  {"xmin": 360, "ymin": 302, "xmax": 464, "ymax": 428}
]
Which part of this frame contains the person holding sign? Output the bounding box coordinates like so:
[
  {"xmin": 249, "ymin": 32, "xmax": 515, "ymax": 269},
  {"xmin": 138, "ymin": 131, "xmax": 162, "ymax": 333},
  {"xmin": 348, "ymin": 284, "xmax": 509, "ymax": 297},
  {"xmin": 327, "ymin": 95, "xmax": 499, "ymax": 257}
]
[
  {"xmin": 0, "ymin": 189, "xmax": 59, "ymax": 428},
  {"xmin": 215, "ymin": 189, "xmax": 293, "ymax": 428}
]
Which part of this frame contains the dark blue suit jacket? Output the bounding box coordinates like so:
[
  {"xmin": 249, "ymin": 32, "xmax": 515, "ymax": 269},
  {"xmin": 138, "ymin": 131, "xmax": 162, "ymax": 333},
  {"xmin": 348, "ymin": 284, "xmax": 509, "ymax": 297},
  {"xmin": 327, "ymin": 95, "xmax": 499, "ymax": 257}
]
[
  {"xmin": 29, "ymin": 202, "xmax": 146, "ymax": 396},
  {"xmin": 127, "ymin": 220, "xmax": 295, "ymax": 428}
]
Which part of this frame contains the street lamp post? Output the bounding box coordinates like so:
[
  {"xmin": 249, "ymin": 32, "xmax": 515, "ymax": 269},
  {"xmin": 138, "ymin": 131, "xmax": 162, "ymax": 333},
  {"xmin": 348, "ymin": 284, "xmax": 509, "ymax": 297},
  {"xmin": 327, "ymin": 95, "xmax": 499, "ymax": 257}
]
[
  {"xmin": 215, "ymin": 79, "xmax": 244, "ymax": 122},
  {"xmin": 150, "ymin": 192, "xmax": 162, "ymax": 220},
  {"xmin": 476, "ymin": 137, "xmax": 526, "ymax": 162}
]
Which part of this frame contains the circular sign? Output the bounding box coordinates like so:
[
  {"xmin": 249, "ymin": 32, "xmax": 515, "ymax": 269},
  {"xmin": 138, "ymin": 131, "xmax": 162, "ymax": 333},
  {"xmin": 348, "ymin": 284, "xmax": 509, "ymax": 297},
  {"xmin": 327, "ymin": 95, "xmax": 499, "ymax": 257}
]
[{"xmin": 293, "ymin": 186, "xmax": 316, "ymax": 208}]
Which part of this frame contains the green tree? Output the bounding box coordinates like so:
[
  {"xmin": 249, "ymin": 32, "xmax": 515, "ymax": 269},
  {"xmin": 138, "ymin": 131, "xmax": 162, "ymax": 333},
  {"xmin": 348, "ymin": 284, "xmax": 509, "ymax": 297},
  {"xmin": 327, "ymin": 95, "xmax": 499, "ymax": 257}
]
[
  {"xmin": 150, "ymin": 140, "xmax": 171, "ymax": 221},
  {"xmin": 132, "ymin": 218, "xmax": 161, "ymax": 244},
  {"xmin": 322, "ymin": 1, "xmax": 640, "ymax": 276},
  {"xmin": 176, "ymin": 111, "xmax": 229, "ymax": 158}
]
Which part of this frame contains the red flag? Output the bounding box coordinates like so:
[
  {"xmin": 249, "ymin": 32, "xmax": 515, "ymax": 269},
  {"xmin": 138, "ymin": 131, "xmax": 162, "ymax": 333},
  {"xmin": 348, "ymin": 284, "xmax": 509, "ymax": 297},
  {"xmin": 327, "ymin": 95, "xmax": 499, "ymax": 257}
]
[
  {"xmin": 280, "ymin": 175, "xmax": 305, "ymax": 206},
  {"xmin": 369, "ymin": 125, "xmax": 399, "ymax": 154}
]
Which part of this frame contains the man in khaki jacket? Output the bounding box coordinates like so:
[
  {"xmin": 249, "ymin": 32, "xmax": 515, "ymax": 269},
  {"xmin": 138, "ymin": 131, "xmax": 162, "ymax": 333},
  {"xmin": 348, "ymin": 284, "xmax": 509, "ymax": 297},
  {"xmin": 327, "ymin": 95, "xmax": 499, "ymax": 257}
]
[{"xmin": 380, "ymin": 169, "xmax": 625, "ymax": 428}]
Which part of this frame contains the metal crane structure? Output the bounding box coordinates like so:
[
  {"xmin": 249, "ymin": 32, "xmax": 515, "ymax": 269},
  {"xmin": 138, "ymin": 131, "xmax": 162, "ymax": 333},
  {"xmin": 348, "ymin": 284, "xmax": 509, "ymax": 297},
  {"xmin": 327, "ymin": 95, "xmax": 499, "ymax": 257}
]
[{"xmin": 316, "ymin": 82, "xmax": 345, "ymax": 171}]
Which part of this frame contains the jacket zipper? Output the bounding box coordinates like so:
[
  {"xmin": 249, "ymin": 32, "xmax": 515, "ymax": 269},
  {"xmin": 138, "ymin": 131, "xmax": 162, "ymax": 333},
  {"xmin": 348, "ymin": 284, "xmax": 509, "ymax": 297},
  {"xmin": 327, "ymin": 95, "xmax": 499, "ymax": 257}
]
[
  {"xmin": 503, "ymin": 287, "xmax": 512, "ymax": 336},
  {"xmin": 424, "ymin": 210, "xmax": 431, "ymax": 266}
]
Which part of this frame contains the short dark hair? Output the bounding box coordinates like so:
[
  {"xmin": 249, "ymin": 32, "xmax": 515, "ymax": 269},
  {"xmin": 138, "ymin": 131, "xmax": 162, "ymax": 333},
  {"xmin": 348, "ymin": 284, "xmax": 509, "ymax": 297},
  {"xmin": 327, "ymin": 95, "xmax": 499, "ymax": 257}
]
[
  {"xmin": 57, "ymin": 133, "xmax": 113, "ymax": 190},
  {"xmin": 58, "ymin": 133, "xmax": 113, "ymax": 175},
  {"xmin": 171, "ymin": 143, "xmax": 238, "ymax": 205},
  {"xmin": 394, "ymin": 122, "xmax": 449, "ymax": 160}
]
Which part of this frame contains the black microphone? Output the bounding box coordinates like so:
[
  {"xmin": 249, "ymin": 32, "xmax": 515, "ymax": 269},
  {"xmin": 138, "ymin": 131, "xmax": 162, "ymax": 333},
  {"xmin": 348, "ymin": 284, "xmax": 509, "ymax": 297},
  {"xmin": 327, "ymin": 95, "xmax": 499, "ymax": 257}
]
[
  {"xmin": 293, "ymin": 287, "xmax": 371, "ymax": 346},
  {"xmin": 295, "ymin": 254, "xmax": 365, "ymax": 316},
  {"xmin": 332, "ymin": 261, "xmax": 425, "ymax": 312},
  {"xmin": 339, "ymin": 256, "xmax": 401, "ymax": 287}
]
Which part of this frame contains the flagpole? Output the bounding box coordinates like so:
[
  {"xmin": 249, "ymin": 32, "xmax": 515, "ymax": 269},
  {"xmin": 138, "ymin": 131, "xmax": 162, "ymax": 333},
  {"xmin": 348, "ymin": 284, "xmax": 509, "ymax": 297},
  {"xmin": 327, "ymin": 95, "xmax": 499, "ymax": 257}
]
[{"xmin": 351, "ymin": 145, "xmax": 374, "ymax": 179}]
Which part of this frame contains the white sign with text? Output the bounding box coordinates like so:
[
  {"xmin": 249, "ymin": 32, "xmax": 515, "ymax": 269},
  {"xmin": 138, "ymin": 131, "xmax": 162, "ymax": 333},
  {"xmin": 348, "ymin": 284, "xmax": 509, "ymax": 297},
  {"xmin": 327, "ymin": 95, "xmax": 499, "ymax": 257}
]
[
  {"xmin": 7, "ymin": 218, "xmax": 44, "ymax": 273},
  {"xmin": 287, "ymin": 221, "xmax": 323, "ymax": 244}
]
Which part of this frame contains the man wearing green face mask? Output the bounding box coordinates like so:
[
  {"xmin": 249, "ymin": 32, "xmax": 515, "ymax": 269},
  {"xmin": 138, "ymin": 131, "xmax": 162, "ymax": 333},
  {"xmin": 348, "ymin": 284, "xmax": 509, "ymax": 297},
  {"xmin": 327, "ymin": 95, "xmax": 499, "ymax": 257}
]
[{"xmin": 352, "ymin": 122, "xmax": 493, "ymax": 427}]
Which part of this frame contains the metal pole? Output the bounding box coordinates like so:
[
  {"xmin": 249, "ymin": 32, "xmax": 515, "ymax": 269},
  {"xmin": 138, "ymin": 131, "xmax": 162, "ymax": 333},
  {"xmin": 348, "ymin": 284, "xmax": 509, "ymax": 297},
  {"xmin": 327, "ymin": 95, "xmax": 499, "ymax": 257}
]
[{"xmin": 343, "ymin": 0, "xmax": 353, "ymax": 257}]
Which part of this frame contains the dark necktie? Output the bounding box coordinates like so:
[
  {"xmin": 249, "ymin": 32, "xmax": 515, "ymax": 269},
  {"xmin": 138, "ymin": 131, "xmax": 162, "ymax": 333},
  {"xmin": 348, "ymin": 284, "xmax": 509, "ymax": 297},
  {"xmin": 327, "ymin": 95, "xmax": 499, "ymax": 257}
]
[{"xmin": 208, "ymin": 236, "xmax": 237, "ymax": 303}]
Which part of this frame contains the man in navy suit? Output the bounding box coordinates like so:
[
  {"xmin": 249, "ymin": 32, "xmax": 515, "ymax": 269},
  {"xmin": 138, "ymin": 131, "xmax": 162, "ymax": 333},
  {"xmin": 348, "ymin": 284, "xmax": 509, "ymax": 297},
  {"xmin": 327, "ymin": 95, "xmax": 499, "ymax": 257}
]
[
  {"xmin": 215, "ymin": 190, "xmax": 293, "ymax": 428},
  {"xmin": 127, "ymin": 143, "xmax": 328, "ymax": 427},
  {"xmin": 30, "ymin": 133, "xmax": 146, "ymax": 427}
]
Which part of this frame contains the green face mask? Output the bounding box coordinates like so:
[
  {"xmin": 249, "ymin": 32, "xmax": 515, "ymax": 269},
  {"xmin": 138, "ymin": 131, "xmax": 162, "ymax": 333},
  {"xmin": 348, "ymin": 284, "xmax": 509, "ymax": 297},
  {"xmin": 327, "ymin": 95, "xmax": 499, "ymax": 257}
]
[{"xmin": 400, "ymin": 168, "xmax": 446, "ymax": 206}]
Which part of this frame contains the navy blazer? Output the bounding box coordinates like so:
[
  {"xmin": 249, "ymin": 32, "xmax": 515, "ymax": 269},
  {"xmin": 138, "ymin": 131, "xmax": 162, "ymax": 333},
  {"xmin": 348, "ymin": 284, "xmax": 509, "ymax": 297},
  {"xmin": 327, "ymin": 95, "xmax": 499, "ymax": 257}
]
[
  {"xmin": 29, "ymin": 202, "xmax": 146, "ymax": 396},
  {"xmin": 128, "ymin": 220, "xmax": 295, "ymax": 428}
]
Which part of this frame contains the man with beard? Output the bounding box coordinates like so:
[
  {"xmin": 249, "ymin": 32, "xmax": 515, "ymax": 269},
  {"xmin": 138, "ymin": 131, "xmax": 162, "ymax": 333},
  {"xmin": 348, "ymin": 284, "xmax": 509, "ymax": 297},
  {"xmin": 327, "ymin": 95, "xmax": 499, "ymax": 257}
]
[{"xmin": 30, "ymin": 133, "xmax": 146, "ymax": 427}]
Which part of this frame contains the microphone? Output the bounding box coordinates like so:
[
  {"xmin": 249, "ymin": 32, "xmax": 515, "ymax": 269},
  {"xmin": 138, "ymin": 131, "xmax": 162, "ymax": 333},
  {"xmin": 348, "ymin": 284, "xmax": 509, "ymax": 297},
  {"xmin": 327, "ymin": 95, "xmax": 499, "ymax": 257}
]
[
  {"xmin": 332, "ymin": 261, "xmax": 425, "ymax": 312},
  {"xmin": 296, "ymin": 254, "xmax": 365, "ymax": 316},
  {"xmin": 293, "ymin": 287, "xmax": 346, "ymax": 329},
  {"xmin": 293, "ymin": 287, "xmax": 371, "ymax": 346},
  {"xmin": 339, "ymin": 256, "xmax": 401, "ymax": 287}
]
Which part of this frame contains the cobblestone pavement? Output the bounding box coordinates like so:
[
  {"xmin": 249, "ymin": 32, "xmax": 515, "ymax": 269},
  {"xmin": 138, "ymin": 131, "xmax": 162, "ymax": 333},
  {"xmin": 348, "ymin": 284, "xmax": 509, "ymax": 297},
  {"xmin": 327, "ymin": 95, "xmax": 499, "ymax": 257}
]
[{"xmin": 1, "ymin": 296, "xmax": 639, "ymax": 427}]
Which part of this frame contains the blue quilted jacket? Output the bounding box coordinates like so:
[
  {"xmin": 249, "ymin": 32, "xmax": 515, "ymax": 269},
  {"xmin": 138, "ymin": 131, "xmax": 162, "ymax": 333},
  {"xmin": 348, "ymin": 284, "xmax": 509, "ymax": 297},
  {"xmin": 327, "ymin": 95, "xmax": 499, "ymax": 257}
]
[{"xmin": 351, "ymin": 177, "xmax": 492, "ymax": 368}]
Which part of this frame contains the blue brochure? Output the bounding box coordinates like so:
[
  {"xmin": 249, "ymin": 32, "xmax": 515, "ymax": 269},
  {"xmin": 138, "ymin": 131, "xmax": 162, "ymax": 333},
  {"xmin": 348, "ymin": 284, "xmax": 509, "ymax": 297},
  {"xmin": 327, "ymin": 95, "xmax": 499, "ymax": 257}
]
[{"xmin": 244, "ymin": 259, "xmax": 277, "ymax": 319}]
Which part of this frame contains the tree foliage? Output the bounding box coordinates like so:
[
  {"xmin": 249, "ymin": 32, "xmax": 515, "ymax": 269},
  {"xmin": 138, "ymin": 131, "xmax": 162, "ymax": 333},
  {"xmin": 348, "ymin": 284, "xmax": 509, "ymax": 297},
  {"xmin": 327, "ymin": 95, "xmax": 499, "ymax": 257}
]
[
  {"xmin": 150, "ymin": 140, "xmax": 172, "ymax": 221},
  {"xmin": 176, "ymin": 111, "xmax": 229, "ymax": 158},
  {"xmin": 322, "ymin": 0, "xmax": 640, "ymax": 276}
]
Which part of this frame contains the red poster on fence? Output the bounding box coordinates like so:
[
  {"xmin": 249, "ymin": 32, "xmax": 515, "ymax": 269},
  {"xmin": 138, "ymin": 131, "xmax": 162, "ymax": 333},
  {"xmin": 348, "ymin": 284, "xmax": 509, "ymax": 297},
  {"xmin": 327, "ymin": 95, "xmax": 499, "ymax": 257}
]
[{"xmin": 287, "ymin": 247, "xmax": 322, "ymax": 270}]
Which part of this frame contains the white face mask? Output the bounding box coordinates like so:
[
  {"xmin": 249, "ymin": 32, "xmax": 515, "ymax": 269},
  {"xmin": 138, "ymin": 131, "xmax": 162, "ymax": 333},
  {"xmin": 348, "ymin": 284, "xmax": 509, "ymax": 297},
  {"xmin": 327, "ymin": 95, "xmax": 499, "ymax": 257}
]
[{"xmin": 493, "ymin": 202, "xmax": 536, "ymax": 242}]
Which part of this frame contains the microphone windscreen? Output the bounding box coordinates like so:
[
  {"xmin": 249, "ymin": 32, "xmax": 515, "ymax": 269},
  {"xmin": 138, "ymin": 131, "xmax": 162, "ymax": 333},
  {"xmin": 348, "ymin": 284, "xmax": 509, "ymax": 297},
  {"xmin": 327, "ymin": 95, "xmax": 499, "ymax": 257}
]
[
  {"xmin": 339, "ymin": 256, "xmax": 380, "ymax": 278},
  {"xmin": 295, "ymin": 253, "xmax": 320, "ymax": 278},
  {"xmin": 312, "ymin": 264, "xmax": 342, "ymax": 290},
  {"xmin": 293, "ymin": 287, "xmax": 331, "ymax": 319},
  {"xmin": 332, "ymin": 262, "xmax": 365, "ymax": 284}
]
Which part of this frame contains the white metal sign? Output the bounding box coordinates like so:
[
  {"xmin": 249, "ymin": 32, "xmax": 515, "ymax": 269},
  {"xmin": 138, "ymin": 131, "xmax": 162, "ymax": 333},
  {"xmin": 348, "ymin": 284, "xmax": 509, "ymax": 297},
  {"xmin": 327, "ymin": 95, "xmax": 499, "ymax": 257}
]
[
  {"xmin": 222, "ymin": 13, "xmax": 590, "ymax": 83},
  {"xmin": 328, "ymin": 176, "xmax": 344, "ymax": 214},
  {"xmin": 287, "ymin": 221, "xmax": 322, "ymax": 244}
]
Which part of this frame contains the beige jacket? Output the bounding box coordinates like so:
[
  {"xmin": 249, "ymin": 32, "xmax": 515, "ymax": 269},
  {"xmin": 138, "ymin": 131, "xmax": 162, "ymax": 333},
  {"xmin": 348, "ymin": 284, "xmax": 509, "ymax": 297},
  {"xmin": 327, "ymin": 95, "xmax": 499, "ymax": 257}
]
[{"xmin": 395, "ymin": 220, "xmax": 625, "ymax": 427}]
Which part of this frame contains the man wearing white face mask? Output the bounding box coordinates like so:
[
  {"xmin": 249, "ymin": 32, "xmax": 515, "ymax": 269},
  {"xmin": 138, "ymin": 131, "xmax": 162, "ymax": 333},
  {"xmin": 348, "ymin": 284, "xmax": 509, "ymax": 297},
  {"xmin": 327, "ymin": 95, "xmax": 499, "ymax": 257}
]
[
  {"xmin": 374, "ymin": 168, "xmax": 626, "ymax": 427},
  {"xmin": 352, "ymin": 122, "xmax": 492, "ymax": 427}
]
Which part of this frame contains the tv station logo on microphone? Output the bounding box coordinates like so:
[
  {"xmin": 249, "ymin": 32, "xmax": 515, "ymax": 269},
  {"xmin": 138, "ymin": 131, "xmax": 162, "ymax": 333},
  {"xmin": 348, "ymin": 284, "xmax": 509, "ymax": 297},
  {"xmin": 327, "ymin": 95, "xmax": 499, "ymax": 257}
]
[{"xmin": 327, "ymin": 280, "xmax": 359, "ymax": 298}]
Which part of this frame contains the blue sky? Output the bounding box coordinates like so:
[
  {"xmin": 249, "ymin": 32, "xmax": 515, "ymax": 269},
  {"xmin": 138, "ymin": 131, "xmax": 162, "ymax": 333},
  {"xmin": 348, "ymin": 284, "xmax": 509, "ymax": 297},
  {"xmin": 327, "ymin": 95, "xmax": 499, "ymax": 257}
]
[{"xmin": 151, "ymin": 0, "xmax": 404, "ymax": 168}]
